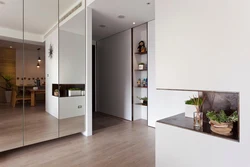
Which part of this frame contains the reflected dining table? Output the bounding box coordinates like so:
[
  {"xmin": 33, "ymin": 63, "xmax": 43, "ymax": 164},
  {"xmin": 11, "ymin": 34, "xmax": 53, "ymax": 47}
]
[{"xmin": 27, "ymin": 89, "xmax": 45, "ymax": 107}]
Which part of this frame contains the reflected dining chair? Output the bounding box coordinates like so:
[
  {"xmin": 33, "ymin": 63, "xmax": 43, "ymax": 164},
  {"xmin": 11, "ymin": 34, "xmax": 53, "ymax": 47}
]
[{"xmin": 11, "ymin": 86, "xmax": 31, "ymax": 107}]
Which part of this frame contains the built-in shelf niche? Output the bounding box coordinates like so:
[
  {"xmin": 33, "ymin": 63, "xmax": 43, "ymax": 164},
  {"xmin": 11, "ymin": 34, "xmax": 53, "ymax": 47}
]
[
  {"xmin": 157, "ymin": 89, "xmax": 240, "ymax": 142},
  {"xmin": 52, "ymin": 84, "xmax": 85, "ymax": 98}
]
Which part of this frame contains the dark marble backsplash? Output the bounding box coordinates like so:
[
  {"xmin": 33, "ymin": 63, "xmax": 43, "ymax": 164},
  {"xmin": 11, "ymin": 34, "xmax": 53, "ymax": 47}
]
[{"xmin": 201, "ymin": 91, "xmax": 239, "ymax": 122}]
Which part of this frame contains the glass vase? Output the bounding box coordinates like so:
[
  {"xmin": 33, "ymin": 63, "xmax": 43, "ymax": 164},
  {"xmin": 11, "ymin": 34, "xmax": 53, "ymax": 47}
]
[{"xmin": 193, "ymin": 112, "xmax": 203, "ymax": 127}]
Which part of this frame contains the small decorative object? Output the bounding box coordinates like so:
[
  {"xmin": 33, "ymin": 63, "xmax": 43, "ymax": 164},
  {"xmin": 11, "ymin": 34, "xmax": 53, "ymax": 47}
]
[
  {"xmin": 48, "ymin": 44, "xmax": 53, "ymax": 59},
  {"xmin": 137, "ymin": 96, "xmax": 148, "ymax": 106},
  {"xmin": 54, "ymin": 89, "xmax": 59, "ymax": 96},
  {"xmin": 138, "ymin": 63, "xmax": 145, "ymax": 70},
  {"xmin": 137, "ymin": 41, "xmax": 147, "ymax": 53},
  {"xmin": 68, "ymin": 88, "xmax": 82, "ymax": 97},
  {"xmin": 206, "ymin": 110, "xmax": 238, "ymax": 136},
  {"xmin": 81, "ymin": 90, "xmax": 85, "ymax": 96},
  {"xmin": 145, "ymin": 78, "xmax": 148, "ymax": 87},
  {"xmin": 137, "ymin": 79, "xmax": 141, "ymax": 87},
  {"xmin": 33, "ymin": 87, "xmax": 38, "ymax": 90},
  {"xmin": 185, "ymin": 96, "xmax": 205, "ymax": 127},
  {"xmin": 142, "ymin": 78, "xmax": 146, "ymax": 87}
]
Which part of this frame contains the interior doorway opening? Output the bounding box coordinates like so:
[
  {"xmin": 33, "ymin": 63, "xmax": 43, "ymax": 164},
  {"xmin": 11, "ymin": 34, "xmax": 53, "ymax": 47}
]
[{"xmin": 90, "ymin": 0, "xmax": 155, "ymax": 132}]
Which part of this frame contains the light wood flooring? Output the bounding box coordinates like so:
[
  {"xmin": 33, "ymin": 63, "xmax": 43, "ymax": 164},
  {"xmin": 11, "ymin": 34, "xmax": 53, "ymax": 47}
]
[
  {"xmin": 0, "ymin": 115, "xmax": 155, "ymax": 167},
  {"xmin": 0, "ymin": 102, "xmax": 85, "ymax": 152}
]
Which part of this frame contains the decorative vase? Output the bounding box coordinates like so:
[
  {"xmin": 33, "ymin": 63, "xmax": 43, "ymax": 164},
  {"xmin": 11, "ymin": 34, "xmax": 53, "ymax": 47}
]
[
  {"xmin": 193, "ymin": 112, "xmax": 203, "ymax": 127},
  {"xmin": 5, "ymin": 91, "xmax": 11, "ymax": 103},
  {"xmin": 209, "ymin": 120, "xmax": 233, "ymax": 136}
]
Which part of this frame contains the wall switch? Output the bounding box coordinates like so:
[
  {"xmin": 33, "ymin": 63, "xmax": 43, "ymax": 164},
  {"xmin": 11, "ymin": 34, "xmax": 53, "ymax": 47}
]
[{"xmin": 78, "ymin": 105, "xmax": 82, "ymax": 109}]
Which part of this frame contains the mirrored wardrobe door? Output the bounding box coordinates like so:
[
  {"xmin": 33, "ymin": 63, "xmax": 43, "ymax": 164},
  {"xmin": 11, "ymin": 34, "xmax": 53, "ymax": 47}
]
[
  {"xmin": 0, "ymin": 0, "xmax": 24, "ymax": 152},
  {"xmin": 58, "ymin": 0, "xmax": 86, "ymax": 137},
  {"xmin": 23, "ymin": 0, "xmax": 59, "ymax": 145}
]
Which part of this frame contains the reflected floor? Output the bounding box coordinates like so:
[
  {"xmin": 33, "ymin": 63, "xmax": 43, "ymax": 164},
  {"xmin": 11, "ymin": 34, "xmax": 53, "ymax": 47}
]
[
  {"xmin": 93, "ymin": 112, "xmax": 129, "ymax": 132},
  {"xmin": 0, "ymin": 102, "xmax": 58, "ymax": 152}
]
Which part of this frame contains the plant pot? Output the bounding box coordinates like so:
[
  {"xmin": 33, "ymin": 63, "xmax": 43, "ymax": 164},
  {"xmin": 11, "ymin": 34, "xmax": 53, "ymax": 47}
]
[
  {"xmin": 209, "ymin": 120, "xmax": 233, "ymax": 136},
  {"xmin": 68, "ymin": 90, "xmax": 81, "ymax": 97},
  {"xmin": 5, "ymin": 91, "xmax": 12, "ymax": 103},
  {"xmin": 185, "ymin": 105, "xmax": 197, "ymax": 118},
  {"xmin": 138, "ymin": 64, "xmax": 144, "ymax": 70}
]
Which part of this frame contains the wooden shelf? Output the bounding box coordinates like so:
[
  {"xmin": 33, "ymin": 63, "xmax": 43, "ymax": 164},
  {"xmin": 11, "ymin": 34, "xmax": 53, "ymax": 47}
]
[
  {"xmin": 135, "ymin": 52, "xmax": 147, "ymax": 55},
  {"xmin": 135, "ymin": 103, "xmax": 148, "ymax": 107},
  {"xmin": 135, "ymin": 86, "xmax": 148, "ymax": 88},
  {"xmin": 135, "ymin": 69, "xmax": 147, "ymax": 71}
]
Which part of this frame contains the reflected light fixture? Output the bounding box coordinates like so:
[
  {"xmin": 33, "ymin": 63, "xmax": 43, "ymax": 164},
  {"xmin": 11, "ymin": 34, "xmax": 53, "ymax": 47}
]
[
  {"xmin": 133, "ymin": 22, "xmax": 136, "ymax": 25},
  {"xmin": 37, "ymin": 48, "xmax": 41, "ymax": 62},
  {"xmin": 37, "ymin": 62, "xmax": 40, "ymax": 68},
  {"xmin": 9, "ymin": 46, "xmax": 12, "ymax": 48}
]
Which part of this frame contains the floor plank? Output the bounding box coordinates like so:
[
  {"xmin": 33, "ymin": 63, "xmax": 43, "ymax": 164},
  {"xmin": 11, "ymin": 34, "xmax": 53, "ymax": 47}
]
[{"xmin": 0, "ymin": 115, "xmax": 155, "ymax": 167}]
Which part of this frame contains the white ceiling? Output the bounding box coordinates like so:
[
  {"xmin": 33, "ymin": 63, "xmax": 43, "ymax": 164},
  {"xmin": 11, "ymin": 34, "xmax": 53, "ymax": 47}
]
[
  {"xmin": 0, "ymin": 0, "xmax": 81, "ymax": 41},
  {"xmin": 90, "ymin": 0, "xmax": 155, "ymax": 41}
]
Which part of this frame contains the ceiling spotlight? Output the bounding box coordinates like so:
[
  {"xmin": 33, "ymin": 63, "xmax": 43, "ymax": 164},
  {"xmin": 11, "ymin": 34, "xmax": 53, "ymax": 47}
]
[
  {"xmin": 147, "ymin": 2, "xmax": 151, "ymax": 5},
  {"xmin": 0, "ymin": 1, "xmax": 5, "ymax": 5},
  {"xmin": 118, "ymin": 15, "xmax": 125, "ymax": 19},
  {"xmin": 99, "ymin": 25, "xmax": 106, "ymax": 28},
  {"xmin": 133, "ymin": 22, "xmax": 136, "ymax": 25},
  {"xmin": 9, "ymin": 46, "xmax": 12, "ymax": 49}
]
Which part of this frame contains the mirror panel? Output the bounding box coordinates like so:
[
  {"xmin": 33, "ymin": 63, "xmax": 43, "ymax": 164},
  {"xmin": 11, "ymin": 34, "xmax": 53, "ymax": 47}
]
[
  {"xmin": 58, "ymin": 0, "xmax": 86, "ymax": 137},
  {"xmin": 23, "ymin": 0, "xmax": 59, "ymax": 145},
  {"xmin": 0, "ymin": 0, "xmax": 24, "ymax": 151}
]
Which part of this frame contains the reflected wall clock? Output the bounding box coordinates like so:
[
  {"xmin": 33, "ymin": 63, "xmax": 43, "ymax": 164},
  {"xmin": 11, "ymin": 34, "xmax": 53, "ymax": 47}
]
[{"xmin": 48, "ymin": 44, "xmax": 53, "ymax": 59}]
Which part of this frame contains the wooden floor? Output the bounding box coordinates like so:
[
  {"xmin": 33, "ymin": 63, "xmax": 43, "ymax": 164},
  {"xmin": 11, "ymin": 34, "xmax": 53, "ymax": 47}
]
[
  {"xmin": 0, "ymin": 102, "xmax": 85, "ymax": 152},
  {"xmin": 0, "ymin": 115, "xmax": 155, "ymax": 167}
]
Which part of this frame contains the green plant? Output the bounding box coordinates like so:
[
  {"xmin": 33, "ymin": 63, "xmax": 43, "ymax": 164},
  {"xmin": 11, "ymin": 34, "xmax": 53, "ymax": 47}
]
[
  {"xmin": 0, "ymin": 74, "xmax": 13, "ymax": 91},
  {"xmin": 206, "ymin": 110, "xmax": 239, "ymax": 123},
  {"xmin": 137, "ymin": 96, "xmax": 148, "ymax": 101},
  {"xmin": 185, "ymin": 96, "xmax": 205, "ymax": 112},
  {"xmin": 68, "ymin": 88, "xmax": 82, "ymax": 91}
]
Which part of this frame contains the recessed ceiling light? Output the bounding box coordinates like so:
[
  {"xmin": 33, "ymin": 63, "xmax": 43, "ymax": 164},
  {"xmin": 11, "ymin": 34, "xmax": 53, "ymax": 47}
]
[
  {"xmin": 118, "ymin": 15, "xmax": 125, "ymax": 19},
  {"xmin": 133, "ymin": 22, "xmax": 136, "ymax": 25},
  {"xmin": 0, "ymin": 1, "xmax": 5, "ymax": 5},
  {"xmin": 9, "ymin": 46, "xmax": 12, "ymax": 48},
  {"xmin": 99, "ymin": 25, "xmax": 106, "ymax": 28},
  {"xmin": 147, "ymin": 2, "xmax": 151, "ymax": 5}
]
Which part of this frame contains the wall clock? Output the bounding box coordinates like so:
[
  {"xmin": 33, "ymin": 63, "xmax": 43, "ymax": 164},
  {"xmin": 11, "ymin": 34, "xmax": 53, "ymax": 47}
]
[{"xmin": 48, "ymin": 44, "xmax": 53, "ymax": 59}]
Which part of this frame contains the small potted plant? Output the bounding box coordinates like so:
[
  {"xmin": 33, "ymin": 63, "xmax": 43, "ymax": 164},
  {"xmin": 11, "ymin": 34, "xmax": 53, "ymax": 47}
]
[
  {"xmin": 68, "ymin": 88, "xmax": 82, "ymax": 97},
  {"xmin": 206, "ymin": 110, "xmax": 238, "ymax": 136},
  {"xmin": 0, "ymin": 74, "xmax": 13, "ymax": 103},
  {"xmin": 185, "ymin": 96, "xmax": 205, "ymax": 127},
  {"xmin": 137, "ymin": 96, "xmax": 148, "ymax": 106},
  {"xmin": 138, "ymin": 63, "xmax": 145, "ymax": 70},
  {"xmin": 54, "ymin": 89, "xmax": 59, "ymax": 97}
]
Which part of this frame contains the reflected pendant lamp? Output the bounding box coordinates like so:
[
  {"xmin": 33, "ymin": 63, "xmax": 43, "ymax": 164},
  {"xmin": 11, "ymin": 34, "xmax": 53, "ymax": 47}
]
[{"xmin": 37, "ymin": 48, "xmax": 41, "ymax": 62}]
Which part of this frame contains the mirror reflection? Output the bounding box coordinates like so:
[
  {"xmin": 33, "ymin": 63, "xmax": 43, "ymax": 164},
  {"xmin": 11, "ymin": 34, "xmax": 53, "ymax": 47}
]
[
  {"xmin": 59, "ymin": 0, "xmax": 86, "ymax": 137},
  {"xmin": 23, "ymin": 0, "xmax": 59, "ymax": 145},
  {"xmin": 0, "ymin": 0, "xmax": 24, "ymax": 152}
]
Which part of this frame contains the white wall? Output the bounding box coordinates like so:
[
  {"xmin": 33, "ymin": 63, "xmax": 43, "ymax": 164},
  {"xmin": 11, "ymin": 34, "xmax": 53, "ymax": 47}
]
[
  {"xmin": 148, "ymin": 20, "xmax": 196, "ymax": 127},
  {"xmin": 155, "ymin": 0, "xmax": 250, "ymax": 166},
  {"xmin": 97, "ymin": 30, "xmax": 132, "ymax": 120},
  {"xmin": 16, "ymin": 49, "xmax": 45, "ymax": 85},
  {"xmin": 45, "ymin": 28, "xmax": 59, "ymax": 118},
  {"xmin": 59, "ymin": 30, "xmax": 85, "ymax": 84}
]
